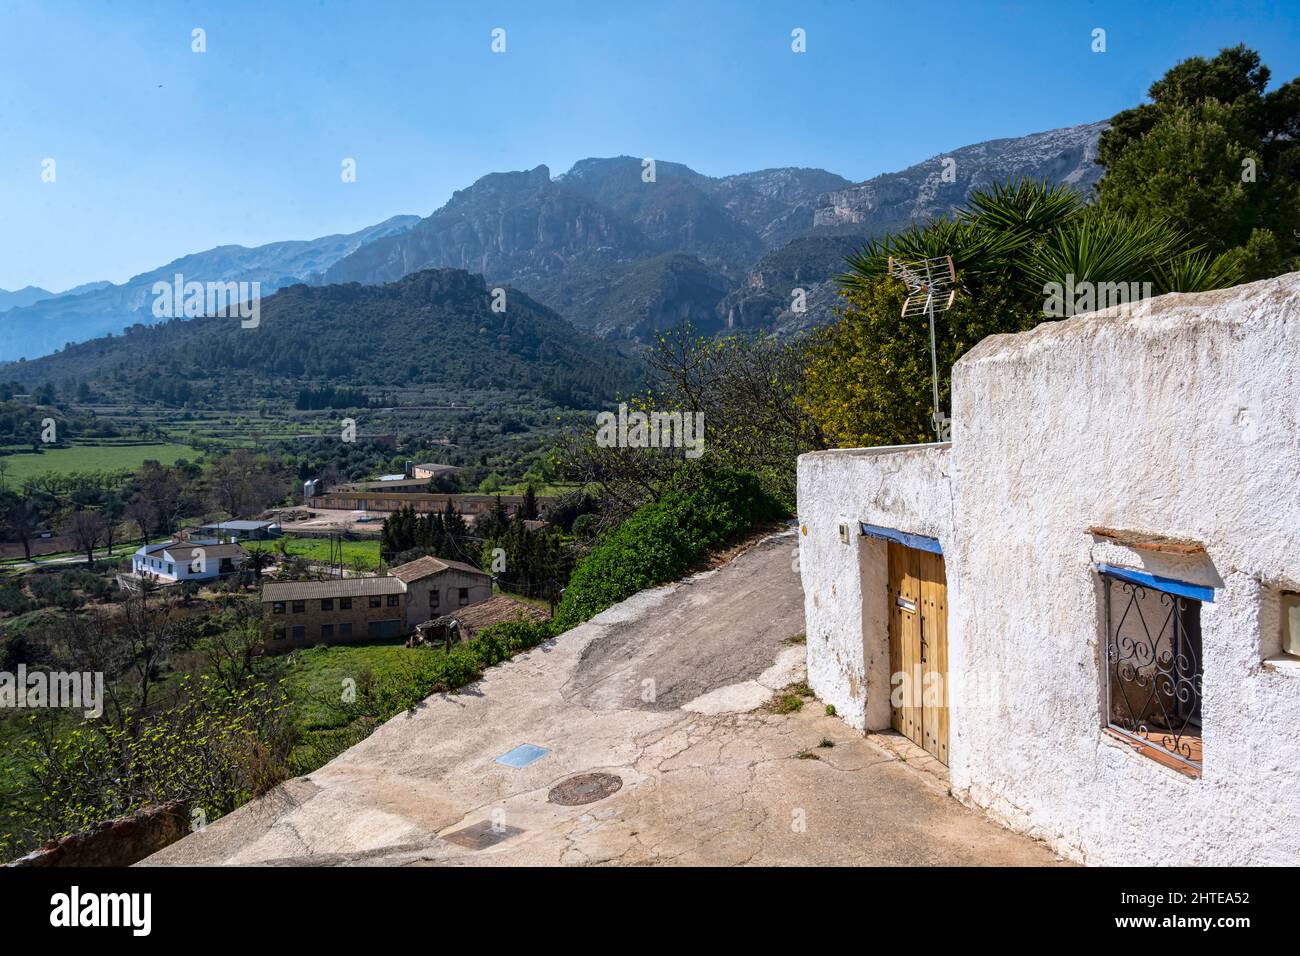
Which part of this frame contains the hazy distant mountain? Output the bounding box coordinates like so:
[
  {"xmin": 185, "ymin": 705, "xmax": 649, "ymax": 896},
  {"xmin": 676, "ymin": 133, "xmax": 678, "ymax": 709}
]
[
  {"xmin": 325, "ymin": 123, "xmax": 1106, "ymax": 341},
  {"xmin": 4, "ymin": 268, "xmax": 639, "ymax": 410},
  {"xmin": 0, "ymin": 281, "xmax": 111, "ymax": 313},
  {"xmin": 0, "ymin": 216, "xmax": 419, "ymax": 362}
]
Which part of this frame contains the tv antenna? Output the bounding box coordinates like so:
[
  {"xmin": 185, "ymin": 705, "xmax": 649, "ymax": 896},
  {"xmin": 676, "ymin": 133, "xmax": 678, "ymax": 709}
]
[{"xmin": 889, "ymin": 254, "xmax": 957, "ymax": 441}]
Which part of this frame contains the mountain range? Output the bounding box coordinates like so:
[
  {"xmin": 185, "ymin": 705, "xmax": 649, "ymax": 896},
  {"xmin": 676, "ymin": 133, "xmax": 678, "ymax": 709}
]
[
  {"xmin": 0, "ymin": 120, "xmax": 1107, "ymax": 366},
  {"xmin": 2, "ymin": 269, "xmax": 638, "ymax": 409},
  {"xmin": 0, "ymin": 216, "xmax": 419, "ymax": 362},
  {"xmin": 0, "ymin": 281, "xmax": 113, "ymax": 314}
]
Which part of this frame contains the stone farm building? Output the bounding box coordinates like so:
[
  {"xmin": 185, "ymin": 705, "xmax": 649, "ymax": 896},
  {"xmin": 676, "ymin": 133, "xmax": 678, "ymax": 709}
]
[
  {"xmin": 389, "ymin": 555, "xmax": 493, "ymax": 630},
  {"xmin": 307, "ymin": 489, "xmax": 551, "ymax": 518},
  {"xmin": 263, "ymin": 576, "xmax": 408, "ymax": 651},
  {"xmin": 797, "ymin": 275, "xmax": 1300, "ymax": 866},
  {"xmin": 261, "ymin": 556, "xmax": 492, "ymax": 651}
]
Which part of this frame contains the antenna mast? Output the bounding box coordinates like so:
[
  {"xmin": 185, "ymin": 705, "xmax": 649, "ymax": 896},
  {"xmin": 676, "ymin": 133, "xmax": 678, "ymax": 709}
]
[{"xmin": 888, "ymin": 254, "xmax": 958, "ymax": 440}]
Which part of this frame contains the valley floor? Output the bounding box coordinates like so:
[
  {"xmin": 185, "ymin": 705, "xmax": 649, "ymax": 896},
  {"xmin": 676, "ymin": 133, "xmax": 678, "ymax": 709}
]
[{"xmin": 144, "ymin": 532, "xmax": 1062, "ymax": 867}]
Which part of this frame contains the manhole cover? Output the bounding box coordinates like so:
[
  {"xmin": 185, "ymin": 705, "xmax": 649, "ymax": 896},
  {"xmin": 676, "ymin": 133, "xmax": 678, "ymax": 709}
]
[{"xmin": 547, "ymin": 772, "xmax": 623, "ymax": 806}]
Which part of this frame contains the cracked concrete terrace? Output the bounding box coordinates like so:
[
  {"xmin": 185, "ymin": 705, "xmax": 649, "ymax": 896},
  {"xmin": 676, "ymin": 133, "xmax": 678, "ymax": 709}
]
[{"xmin": 144, "ymin": 531, "xmax": 1065, "ymax": 867}]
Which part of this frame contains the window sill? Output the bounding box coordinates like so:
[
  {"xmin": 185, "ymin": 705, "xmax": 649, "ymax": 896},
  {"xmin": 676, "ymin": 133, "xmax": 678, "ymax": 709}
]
[
  {"xmin": 1263, "ymin": 654, "xmax": 1300, "ymax": 677},
  {"xmin": 1103, "ymin": 727, "xmax": 1201, "ymax": 779}
]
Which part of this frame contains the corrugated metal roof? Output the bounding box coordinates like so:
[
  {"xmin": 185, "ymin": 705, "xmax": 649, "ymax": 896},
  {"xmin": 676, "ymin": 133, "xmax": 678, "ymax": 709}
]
[{"xmin": 262, "ymin": 576, "xmax": 406, "ymax": 601}]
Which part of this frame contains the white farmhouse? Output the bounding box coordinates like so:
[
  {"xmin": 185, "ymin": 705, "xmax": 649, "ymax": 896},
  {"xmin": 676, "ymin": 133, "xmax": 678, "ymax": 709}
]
[
  {"xmin": 797, "ymin": 274, "xmax": 1300, "ymax": 865},
  {"xmin": 130, "ymin": 539, "xmax": 249, "ymax": 584}
]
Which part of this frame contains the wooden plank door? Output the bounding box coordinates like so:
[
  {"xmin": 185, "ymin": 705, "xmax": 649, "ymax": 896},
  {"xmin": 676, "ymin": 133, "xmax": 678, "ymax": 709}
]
[
  {"xmin": 887, "ymin": 542, "xmax": 924, "ymax": 748},
  {"xmin": 887, "ymin": 543, "xmax": 949, "ymax": 764},
  {"xmin": 917, "ymin": 550, "xmax": 949, "ymax": 764}
]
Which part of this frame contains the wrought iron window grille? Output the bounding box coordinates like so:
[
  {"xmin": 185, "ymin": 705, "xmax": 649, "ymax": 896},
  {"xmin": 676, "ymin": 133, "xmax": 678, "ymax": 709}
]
[{"xmin": 1102, "ymin": 571, "xmax": 1204, "ymax": 771}]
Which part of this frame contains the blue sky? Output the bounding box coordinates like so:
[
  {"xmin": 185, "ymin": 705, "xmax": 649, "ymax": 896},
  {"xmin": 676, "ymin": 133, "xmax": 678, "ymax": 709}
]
[{"xmin": 2, "ymin": 0, "xmax": 1297, "ymax": 291}]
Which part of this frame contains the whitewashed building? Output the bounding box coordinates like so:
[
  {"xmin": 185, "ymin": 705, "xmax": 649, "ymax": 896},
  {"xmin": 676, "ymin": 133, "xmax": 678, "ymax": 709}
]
[
  {"xmin": 130, "ymin": 539, "xmax": 249, "ymax": 584},
  {"xmin": 797, "ymin": 274, "xmax": 1300, "ymax": 865}
]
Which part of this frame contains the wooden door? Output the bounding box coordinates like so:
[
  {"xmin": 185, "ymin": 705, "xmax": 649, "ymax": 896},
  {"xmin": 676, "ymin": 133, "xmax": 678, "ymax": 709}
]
[{"xmin": 887, "ymin": 542, "xmax": 949, "ymax": 764}]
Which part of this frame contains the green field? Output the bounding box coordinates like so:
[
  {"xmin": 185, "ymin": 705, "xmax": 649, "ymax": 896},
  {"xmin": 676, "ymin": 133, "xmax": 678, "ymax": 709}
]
[
  {"xmin": 282, "ymin": 641, "xmax": 412, "ymax": 731},
  {"xmin": 0, "ymin": 442, "xmax": 195, "ymax": 483},
  {"xmin": 249, "ymin": 535, "xmax": 382, "ymax": 570}
]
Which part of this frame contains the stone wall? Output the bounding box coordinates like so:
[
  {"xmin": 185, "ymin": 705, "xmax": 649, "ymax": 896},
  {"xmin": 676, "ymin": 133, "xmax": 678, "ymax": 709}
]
[{"xmin": 8, "ymin": 801, "xmax": 191, "ymax": 868}]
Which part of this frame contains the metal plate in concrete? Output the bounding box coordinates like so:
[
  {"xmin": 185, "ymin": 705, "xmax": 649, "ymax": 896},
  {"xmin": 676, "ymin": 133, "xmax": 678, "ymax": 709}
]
[
  {"xmin": 547, "ymin": 772, "xmax": 624, "ymax": 806},
  {"xmin": 441, "ymin": 820, "xmax": 523, "ymax": 850},
  {"xmin": 495, "ymin": 743, "xmax": 550, "ymax": 768}
]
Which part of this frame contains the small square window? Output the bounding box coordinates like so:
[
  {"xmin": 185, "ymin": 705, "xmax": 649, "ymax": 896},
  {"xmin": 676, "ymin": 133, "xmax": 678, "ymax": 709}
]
[
  {"xmin": 321, "ymin": 598, "xmax": 334, "ymax": 611},
  {"xmin": 1101, "ymin": 569, "xmax": 1204, "ymax": 776},
  {"xmin": 387, "ymin": 594, "xmax": 399, "ymax": 607},
  {"xmin": 340, "ymin": 597, "xmax": 353, "ymax": 610},
  {"xmin": 339, "ymin": 622, "xmax": 353, "ymax": 638},
  {"xmin": 272, "ymin": 602, "xmax": 285, "ymax": 615},
  {"xmin": 292, "ymin": 600, "xmax": 305, "ymax": 614},
  {"xmin": 320, "ymin": 623, "xmax": 334, "ymax": 639},
  {"xmin": 369, "ymin": 596, "xmax": 381, "ymax": 608},
  {"xmin": 1281, "ymin": 592, "xmax": 1300, "ymax": 657}
]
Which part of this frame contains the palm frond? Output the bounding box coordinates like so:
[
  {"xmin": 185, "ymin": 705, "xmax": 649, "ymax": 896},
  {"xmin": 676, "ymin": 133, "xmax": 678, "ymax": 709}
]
[
  {"xmin": 1020, "ymin": 210, "xmax": 1195, "ymax": 296},
  {"xmin": 958, "ymin": 178, "xmax": 1086, "ymax": 237},
  {"xmin": 1151, "ymin": 249, "xmax": 1242, "ymax": 292}
]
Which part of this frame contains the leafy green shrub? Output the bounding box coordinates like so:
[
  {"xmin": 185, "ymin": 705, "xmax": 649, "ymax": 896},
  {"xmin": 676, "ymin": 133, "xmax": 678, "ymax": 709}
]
[
  {"xmin": 0, "ymin": 584, "xmax": 35, "ymax": 616},
  {"xmin": 6, "ymin": 675, "xmax": 290, "ymax": 856},
  {"xmin": 552, "ymin": 464, "xmax": 784, "ymax": 630},
  {"xmin": 467, "ymin": 617, "xmax": 556, "ymax": 666},
  {"xmin": 27, "ymin": 575, "xmax": 80, "ymax": 611},
  {"xmin": 570, "ymin": 513, "xmax": 599, "ymax": 541},
  {"xmin": 61, "ymin": 569, "xmax": 113, "ymax": 602}
]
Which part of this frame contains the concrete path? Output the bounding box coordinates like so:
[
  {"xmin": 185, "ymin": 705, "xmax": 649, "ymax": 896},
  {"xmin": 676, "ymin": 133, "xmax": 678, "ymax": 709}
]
[{"xmin": 146, "ymin": 531, "xmax": 1063, "ymax": 867}]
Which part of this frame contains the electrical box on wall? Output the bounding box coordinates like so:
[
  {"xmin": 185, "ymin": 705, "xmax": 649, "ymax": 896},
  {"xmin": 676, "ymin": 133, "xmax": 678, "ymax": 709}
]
[{"xmin": 837, "ymin": 521, "xmax": 850, "ymax": 544}]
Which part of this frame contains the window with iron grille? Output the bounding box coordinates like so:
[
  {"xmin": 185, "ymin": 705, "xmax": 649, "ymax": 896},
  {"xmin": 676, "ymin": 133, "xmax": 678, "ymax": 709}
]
[{"xmin": 1101, "ymin": 567, "xmax": 1205, "ymax": 773}]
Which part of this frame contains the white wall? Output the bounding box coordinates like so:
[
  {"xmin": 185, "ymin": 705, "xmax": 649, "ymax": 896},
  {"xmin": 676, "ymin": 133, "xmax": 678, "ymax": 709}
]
[
  {"xmin": 132, "ymin": 547, "xmax": 243, "ymax": 582},
  {"xmin": 798, "ymin": 444, "xmax": 953, "ymax": 731},
  {"xmin": 798, "ymin": 273, "xmax": 1300, "ymax": 865}
]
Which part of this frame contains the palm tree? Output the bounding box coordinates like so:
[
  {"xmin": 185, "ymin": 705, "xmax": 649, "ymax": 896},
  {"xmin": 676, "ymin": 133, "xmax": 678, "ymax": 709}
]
[
  {"xmin": 839, "ymin": 179, "xmax": 1242, "ymax": 305},
  {"xmin": 244, "ymin": 549, "xmax": 273, "ymax": 580}
]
